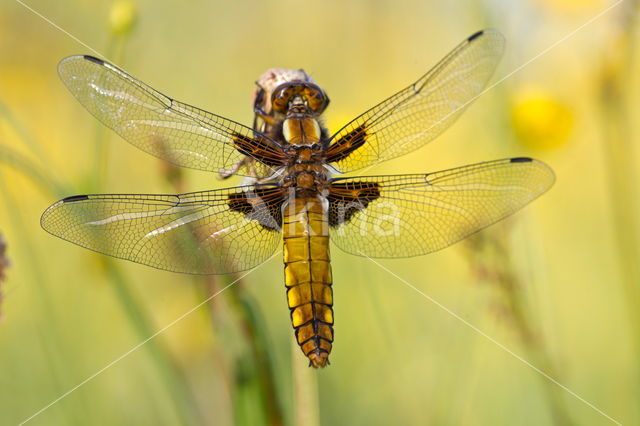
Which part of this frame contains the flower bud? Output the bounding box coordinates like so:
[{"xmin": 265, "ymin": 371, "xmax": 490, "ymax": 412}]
[{"xmin": 109, "ymin": 0, "xmax": 137, "ymax": 36}]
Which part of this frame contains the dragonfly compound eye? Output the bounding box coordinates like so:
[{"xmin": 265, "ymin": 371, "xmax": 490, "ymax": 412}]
[
  {"xmin": 304, "ymin": 86, "xmax": 329, "ymax": 113},
  {"xmin": 272, "ymin": 84, "xmax": 296, "ymax": 113}
]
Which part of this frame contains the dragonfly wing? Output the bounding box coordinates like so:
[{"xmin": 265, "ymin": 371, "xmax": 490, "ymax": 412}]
[
  {"xmin": 328, "ymin": 158, "xmax": 554, "ymax": 258},
  {"xmin": 41, "ymin": 185, "xmax": 286, "ymax": 274},
  {"xmin": 58, "ymin": 55, "xmax": 286, "ymax": 177},
  {"xmin": 327, "ymin": 30, "xmax": 505, "ymax": 173}
]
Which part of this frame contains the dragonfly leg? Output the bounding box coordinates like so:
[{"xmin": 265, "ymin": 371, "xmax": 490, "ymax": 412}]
[
  {"xmin": 218, "ymin": 157, "xmax": 273, "ymax": 181},
  {"xmin": 254, "ymin": 106, "xmax": 280, "ymax": 127},
  {"xmin": 218, "ymin": 157, "xmax": 250, "ymax": 180}
]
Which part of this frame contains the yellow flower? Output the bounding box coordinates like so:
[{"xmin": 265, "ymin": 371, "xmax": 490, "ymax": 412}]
[
  {"xmin": 535, "ymin": 0, "xmax": 604, "ymax": 13},
  {"xmin": 109, "ymin": 0, "xmax": 137, "ymax": 36},
  {"xmin": 510, "ymin": 89, "xmax": 573, "ymax": 150}
]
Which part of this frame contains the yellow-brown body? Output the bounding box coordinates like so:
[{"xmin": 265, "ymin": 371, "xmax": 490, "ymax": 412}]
[
  {"xmin": 277, "ymin": 108, "xmax": 334, "ymax": 367},
  {"xmin": 283, "ymin": 196, "xmax": 334, "ymax": 368}
]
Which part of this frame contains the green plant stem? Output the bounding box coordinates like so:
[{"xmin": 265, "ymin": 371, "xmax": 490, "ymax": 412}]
[
  {"xmin": 0, "ymin": 99, "xmax": 49, "ymax": 164},
  {"xmin": 0, "ymin": 132, "xmax": 201, "ymax": 423},
  {"xmin": 91, "ymin": 124, "xmax": 109, "ymax": 191},
  {"xmin": 91, "ymin": 33, "xmax": 128, "ymax": 192},
  {"xmin": 103, "ymin": 259, "xmax": 204, "ymax": 426},
  {"xmin": 2, "ymin": 89, "xmax": 202, "ymax": 423},
  {"xmin": 87, "ymin": 32, "xmax": 207, "ymax": 424},
  {"xmin": 225, "ymin": 278, "xmax": 284, "ymax": 426},
  {"xmin": 598, "ymin": 6, "xmax": 640, "ymax": 417},
  {"xmin": 0, "ymin": 170, "xmax": 89, "ymax": 424},
  {"xmin": 291, "ymin": 337, "xmax": 320, "ymax": 426},
  {"xmin": 201, "ymin": 275, "xmax": 285, "ymax": 426},
  {"xmin": 479, "ymin": 87, "xmax": 576, "ymax": 423},
  {"xmin": 200, "ymin": 275, "xmax": 236, "ymax": 416},
  {"xmin": 0, "ymin": 144, "xmax": 67, "ymax": 197},
  {"xmin": 160, "ymin": 148, "xmax": 284, "ymax": 425}
]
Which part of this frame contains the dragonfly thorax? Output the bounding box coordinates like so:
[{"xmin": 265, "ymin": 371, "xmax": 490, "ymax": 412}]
[{"xmin": 282, "ymin": 116, "xmax": 322, "ymax": 146}]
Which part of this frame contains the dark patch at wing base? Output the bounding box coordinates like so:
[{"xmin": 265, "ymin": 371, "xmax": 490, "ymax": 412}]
[
  {"xmin": 325, "ymin": 124, "xmax": 368, "ymax": 164},
  {"xmin": 228, "ymin": 187, "xmax": 285, "ymax": 231},
  {"xmin": 328, "ymin": 181, "xmax": 380, "ymax": 226},
  {"xmin": 232, "ymin": 133, "xmax": 287, "ymax": 167}
]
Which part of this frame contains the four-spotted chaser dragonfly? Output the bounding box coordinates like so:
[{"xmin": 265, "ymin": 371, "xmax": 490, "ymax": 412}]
[{"xmin": 41, "ymin": 29, "xmax": 554, "ymax": 368}]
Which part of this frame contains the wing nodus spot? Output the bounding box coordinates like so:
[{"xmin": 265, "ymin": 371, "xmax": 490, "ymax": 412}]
[
  {"xmin": 510, "ymin": 157, "xmax": 533, "ymax": 163},
  {"xmin": 83, "ymin": 55, "xmax": 104, "ymax": 65},
  {"xmin": 468, "ymin": 30, "xmax": 484, "ymax": 42},
  {"xmin": 62, "ymin": 195, "xmax": 90, "ymax": 203}
]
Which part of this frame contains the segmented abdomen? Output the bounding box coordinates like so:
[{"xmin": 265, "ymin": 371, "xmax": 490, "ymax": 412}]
[{"xmin": 283, "ymin": 195, "xmax": 334, "ymax": 368}]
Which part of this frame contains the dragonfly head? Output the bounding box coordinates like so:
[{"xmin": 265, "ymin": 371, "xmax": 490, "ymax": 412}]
[{"xmin": 271, "ymin": 81, "xmax": 330, "ymax": 116}]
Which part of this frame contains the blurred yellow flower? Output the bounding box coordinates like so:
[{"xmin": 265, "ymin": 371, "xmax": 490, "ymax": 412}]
[
  {"xmin": 510, "ymin": 89, "xmax": 573, "ymax": 150},
  {"xmin": 535, "ymin": 0, "xmax": 604, "ymax": 13},
  {"xmin": 109, "ymin": 0, "xmax": 138, "ymax": 36}
]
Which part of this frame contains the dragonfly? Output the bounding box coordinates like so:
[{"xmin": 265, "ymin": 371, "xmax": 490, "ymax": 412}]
[{"xmin": 41, "ymin": 29, "xmax": 554, "ymax": 368}]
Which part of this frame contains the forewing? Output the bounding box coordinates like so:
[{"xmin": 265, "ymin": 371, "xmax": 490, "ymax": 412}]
[
  {"xmin": 58, "ymin": 55, "xmax": 285, "ymax": 176},
  {"xmin": 326, "ymin": 30, "xmax": 505, "ymax": 173},
  {"xmin": 328, "ymin": 158, "xmax": 554, "ymax": 258},
  {"xmin": 41, "ymin": 186, "xmax": 285, "ymax": 274}
]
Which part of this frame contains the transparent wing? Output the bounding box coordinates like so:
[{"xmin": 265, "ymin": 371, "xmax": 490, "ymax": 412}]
[
  {"xmin": 41, "ymin": 186, "xmax": 285, "ymax": 274},
  {"xmin": 328, "ymin": 158, "xmax": 554, "ymax": 258},
  {"xmin": 326, "ymin": 30, "xmax": 505, "ymax": 173},
  {"xmin": 58, "ymin": 55, "xmax": 286, "ymax": 177}
]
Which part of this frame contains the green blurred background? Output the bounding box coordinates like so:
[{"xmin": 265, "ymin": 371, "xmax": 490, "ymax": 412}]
[{"xmin": 1, "ymin": 0, "xmax": 639, "ymax": 425}]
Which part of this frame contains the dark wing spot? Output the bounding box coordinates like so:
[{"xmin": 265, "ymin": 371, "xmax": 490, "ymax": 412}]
[
  {"xmin": 328, "ymin": 181, "xmax": 380, "ymax": 227},
  {"xmin": 83, "ymin": 55, "xmax": 104, "ymax": 65},
  {"xmin": 468, "ymin": 30, "xmax": 484, "ymax": 42},
  {"xmin": 62, "ymin": 195, "xmax": 90, "ymax": 203},
  {"xmin": 510, "ymin": 157, "xmax": 533, "ymax": 163},
  {"xmin": 228, "ymin": 187, "xmax": 284, "ymax": 231},
  {"xmin": 326, "ymin": 124, "xmax": 368, "ymax": 163},
  {"xmin": 228, "ymin": 193, "xmax": 251, "ymax": 213}
]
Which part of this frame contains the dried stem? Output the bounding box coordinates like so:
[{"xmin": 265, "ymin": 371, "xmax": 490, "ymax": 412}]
[
  {"xmin": 159, "ymin": 151, "xmax": 284, "ymax": 426},
  {"xmin": 465, "ymin": 226, "xmax": 575, "ymax": 426},
  {"xmin": 0, "ymin": 233, "xmax": 8, "ymax": 320}
]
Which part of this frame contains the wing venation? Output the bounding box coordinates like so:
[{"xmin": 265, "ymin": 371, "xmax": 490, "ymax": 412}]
[
  {"xmin": 58, "ymin": 55, "xmax": 286, "ymax": 176},
  {"xmin": 328, "ymin": 158, "xmax": 554, "ymax": 258},
  {"xmin": 327, "ymin": 29, "xmax": 505, "ymax": 173},
  {"xmin": 41, "ymin": 186, "xmax": 285, "ymax": 274}
]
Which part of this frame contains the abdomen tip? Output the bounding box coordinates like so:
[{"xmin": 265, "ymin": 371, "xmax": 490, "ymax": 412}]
[{"xmin": 308, "ymin": 351, "xmax": 330, "ymax": 368}]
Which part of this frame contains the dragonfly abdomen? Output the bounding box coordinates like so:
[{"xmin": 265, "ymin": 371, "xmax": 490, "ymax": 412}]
[{"xmin": 283, "ymin": 196, "xmax": 334, "ymax": 368}]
